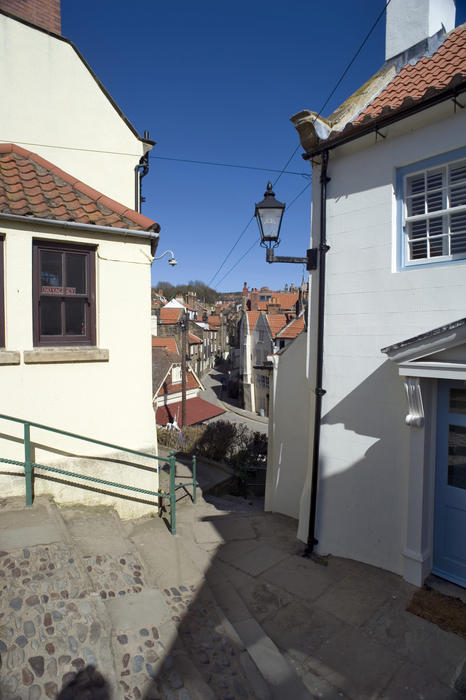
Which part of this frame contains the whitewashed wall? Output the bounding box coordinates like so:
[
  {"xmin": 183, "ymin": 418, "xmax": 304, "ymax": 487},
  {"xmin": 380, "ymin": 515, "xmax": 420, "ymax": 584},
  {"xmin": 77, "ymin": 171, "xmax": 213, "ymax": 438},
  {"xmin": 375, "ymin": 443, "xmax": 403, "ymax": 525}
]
[
  {"xmin": 0, "ymin": 222, "xmax": 157, "ymax": 518},
  {"xmin": 0, "ymin": 15, "xmax": 146, "ymax": 208},
  {"xmin": 298, "ymin": 103, "xmax": 466, "ymax": 575},
  {"xmin": 265, "ymin": 333, "xmax": 311, "ymax": 518}
]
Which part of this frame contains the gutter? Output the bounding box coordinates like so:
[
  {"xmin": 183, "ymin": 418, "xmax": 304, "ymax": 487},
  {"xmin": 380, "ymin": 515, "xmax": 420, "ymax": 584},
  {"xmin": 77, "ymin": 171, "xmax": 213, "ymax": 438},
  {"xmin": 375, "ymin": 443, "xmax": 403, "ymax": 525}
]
[
  {"xmin": 304, "ymin": 149, "xmax": 330, "ymax": 558},
  {"xmin": 0, "ymin": 212, "xmax": 160, "ymax": 251},
  {"xmin": 303, "ymin": 82, "xmax": 466, "ymax": 159}
]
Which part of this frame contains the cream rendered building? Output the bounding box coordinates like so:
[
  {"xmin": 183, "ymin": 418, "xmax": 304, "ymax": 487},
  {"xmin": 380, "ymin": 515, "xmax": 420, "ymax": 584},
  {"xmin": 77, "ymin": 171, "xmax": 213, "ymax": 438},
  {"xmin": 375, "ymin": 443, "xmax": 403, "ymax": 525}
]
[{"xmin": 0, "ymin": 3, "xmax": 161, "ymax": 517}]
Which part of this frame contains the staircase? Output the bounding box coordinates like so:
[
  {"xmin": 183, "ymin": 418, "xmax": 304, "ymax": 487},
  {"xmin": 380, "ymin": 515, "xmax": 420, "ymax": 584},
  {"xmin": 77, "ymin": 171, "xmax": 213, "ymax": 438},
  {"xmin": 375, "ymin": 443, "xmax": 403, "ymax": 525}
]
[{"xmin": 0, "ymin": 493, "xmax": 314, "ymax": 700}]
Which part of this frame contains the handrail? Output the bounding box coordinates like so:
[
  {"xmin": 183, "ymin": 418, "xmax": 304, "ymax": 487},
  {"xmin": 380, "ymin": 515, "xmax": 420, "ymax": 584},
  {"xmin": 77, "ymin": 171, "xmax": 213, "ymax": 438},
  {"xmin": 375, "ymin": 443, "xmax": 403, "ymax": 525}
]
[
  {"xmin": 0, "ymin": 413, "xmax": 166, "ymax": 462},
  {"xmin": 0, "ymin": 413, "xmax": 198, "ymax": 535}
]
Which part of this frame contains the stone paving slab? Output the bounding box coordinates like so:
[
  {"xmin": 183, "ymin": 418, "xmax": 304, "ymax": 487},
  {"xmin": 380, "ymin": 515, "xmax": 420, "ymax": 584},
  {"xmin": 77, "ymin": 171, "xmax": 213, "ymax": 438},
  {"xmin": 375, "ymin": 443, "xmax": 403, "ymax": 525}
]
[
  {"xmin": 233, "ymin": 617, "xmax": 312, "ymax": 699},
  {"xmin": 309, "ymin": 626, "xmax": 402, "ymax": 699},
  {"xmin": 218, "ymin": 542, "xmax": 289, "ymax": 577},
  {"xmin": 260, "ymin": 554, "xmax": 344, "ymax": 603},
  {"xmin": 362, "ymin": 593, "xmax": 466, "ymax": 687},
  {"xmin": 105, "ymin": 589, "xmax": 170, "ymax": 632},
  {"xmin": 377, "ymin": 660, "xmax": 459, "ymax": 700},
  {"xmin": 0, "ymin": 505, "xmax": 63, "ymax": 550}
]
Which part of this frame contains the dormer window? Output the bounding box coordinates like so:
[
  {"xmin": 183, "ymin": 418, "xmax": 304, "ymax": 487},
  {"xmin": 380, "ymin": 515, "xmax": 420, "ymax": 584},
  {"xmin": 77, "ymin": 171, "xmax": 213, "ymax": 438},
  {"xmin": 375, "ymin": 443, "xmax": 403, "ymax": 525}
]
[{"xmin": 172, "ymin": 366, "xmax": 181, "ymax": 383}]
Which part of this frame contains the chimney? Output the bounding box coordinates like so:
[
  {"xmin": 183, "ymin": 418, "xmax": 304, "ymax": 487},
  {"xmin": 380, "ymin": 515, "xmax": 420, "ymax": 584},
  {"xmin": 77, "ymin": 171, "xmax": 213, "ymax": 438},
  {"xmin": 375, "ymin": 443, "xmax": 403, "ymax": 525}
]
[
  {"xmin": 0, "ymin": 0, "xmax": 61, "ymax": 34},
  {"xmin": 250, "ymin": 289, "xmax": 259, "ymax": 311},
  {"xmin": 242, "ymin": 282, "xmax": 248, "ymax": 297},
  {"xmin": 385, "ymin": 0, "xmax": 455, "ymax": 62}
]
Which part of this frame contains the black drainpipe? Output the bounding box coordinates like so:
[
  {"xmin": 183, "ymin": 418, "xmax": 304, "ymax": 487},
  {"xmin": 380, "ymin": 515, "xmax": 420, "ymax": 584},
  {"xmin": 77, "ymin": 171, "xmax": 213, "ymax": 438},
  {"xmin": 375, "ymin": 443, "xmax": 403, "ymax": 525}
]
[
  {"xmin": 134, "ymin": 130, "xmax": 151, "ymax": 212},
  {"xmin": 304, "ymin": 148, "xmax": 330, "ymax": 558}
]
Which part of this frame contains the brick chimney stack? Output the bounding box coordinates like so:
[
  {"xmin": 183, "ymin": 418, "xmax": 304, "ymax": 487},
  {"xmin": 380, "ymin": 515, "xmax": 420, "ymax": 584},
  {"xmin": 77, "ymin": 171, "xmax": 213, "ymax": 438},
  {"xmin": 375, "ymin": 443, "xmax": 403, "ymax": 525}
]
[
  {"xmin": 0, "ymin": 0, "xmax": 61, "ymax": 34},
  {"xmin": 242, "ymin": 282, "xmax": 248, "ymax": 297},
  {"xmin": 250, "ymin": 288, "xmax": 259, "ymax": 311}
]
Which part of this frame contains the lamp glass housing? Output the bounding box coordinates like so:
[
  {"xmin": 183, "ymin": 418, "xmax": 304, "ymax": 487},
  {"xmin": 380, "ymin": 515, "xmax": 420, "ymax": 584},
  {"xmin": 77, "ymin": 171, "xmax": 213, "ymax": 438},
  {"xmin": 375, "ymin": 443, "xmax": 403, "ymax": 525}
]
[{"xmin": 255, "ymin": 182, "xmax": 285, "ymax": 248}]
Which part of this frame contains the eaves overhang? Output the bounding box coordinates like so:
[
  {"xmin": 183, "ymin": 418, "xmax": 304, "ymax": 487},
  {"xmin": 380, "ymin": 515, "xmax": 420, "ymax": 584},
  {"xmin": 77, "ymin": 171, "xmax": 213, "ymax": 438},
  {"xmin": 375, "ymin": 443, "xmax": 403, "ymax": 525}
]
[
  {"xmin": 295, "ymin": 77, "xmax": 466, "ymax": 160},
  {"xmin": 0, "ymin": 211, "xmax": 160, "ymax": 241}
]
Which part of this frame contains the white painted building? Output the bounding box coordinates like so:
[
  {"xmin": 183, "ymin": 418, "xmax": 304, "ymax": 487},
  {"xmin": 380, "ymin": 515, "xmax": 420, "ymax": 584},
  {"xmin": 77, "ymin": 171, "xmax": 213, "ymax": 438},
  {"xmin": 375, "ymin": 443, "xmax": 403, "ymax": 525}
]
[{"xmin": 266, "ymin": 0, "xmax": 466, "ymax": 587}]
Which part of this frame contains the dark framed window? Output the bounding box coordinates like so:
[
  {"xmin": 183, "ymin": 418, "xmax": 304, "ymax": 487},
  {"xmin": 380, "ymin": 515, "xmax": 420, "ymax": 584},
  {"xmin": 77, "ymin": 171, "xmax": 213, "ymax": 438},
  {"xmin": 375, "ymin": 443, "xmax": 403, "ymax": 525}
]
[
  {"xmin": 33, "ymin": 240, "xmax": 96, "ymax": 346},
  {"xmin": 0, "ymin": 237, "xmax": 4, "ymax": 348}
]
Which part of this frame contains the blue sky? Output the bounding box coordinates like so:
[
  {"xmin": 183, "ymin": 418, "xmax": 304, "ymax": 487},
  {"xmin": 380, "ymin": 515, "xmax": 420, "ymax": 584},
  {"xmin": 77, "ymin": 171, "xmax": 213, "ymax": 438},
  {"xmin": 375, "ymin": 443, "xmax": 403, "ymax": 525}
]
[{"xmin": 62, "ymin": 0, "xmax": 466, "ymax": 293}]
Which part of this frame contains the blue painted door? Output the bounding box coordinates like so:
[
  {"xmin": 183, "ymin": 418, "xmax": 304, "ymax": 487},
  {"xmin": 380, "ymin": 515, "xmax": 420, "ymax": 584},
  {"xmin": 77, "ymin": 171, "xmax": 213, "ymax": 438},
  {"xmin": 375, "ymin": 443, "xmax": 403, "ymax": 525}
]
[{"xmin": 433, "ymin": 381, "xmax": 466, "ymax": 587}]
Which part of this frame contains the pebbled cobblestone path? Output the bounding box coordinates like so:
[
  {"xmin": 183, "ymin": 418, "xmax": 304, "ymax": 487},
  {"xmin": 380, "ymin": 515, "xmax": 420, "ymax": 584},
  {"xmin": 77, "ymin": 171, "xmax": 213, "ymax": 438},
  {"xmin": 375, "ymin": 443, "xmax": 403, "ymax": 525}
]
[
  {"xmin": 0, "ymin": 536, "xmax": 260, "ymax": 699},
  {"xmin": 0, "ymin": 544, "xmax": 114, "ymax": 699}
]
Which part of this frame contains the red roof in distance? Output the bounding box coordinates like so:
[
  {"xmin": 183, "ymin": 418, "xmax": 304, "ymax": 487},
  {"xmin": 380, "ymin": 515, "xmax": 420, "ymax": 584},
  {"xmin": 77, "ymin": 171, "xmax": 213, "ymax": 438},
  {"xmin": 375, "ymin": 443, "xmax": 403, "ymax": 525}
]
[
  {"xmin": 277, "ymin": 315, "xmax": 305, "ymax": 339},
  {"xmin": 159, "ymin": 308, "xmax": 182, "ymax": 324},
  {"xmin": 156, "ymin": 397, "xmax": 225, "ymax": 427},
  {"xmin": 151, "ymin": 336, "xmax": 179, "ymax": 354}
]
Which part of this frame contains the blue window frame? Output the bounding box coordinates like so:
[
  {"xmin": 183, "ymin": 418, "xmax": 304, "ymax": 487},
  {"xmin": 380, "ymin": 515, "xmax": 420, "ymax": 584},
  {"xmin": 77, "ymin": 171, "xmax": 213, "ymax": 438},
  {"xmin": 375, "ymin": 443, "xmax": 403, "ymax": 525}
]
[{"xmin": 396, "ymin": 146, "xmax": 466, "ymax": 269}]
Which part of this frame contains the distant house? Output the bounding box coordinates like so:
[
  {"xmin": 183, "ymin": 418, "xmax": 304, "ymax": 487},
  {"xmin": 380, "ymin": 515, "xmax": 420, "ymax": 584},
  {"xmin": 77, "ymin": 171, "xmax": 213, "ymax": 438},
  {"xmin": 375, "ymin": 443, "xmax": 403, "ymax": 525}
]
[
  {"xmin": 0, "ymin": 2, "xmax": 164, "ymax": 517},
  {"xmin": 152, "ymin": 347, "xmax": 224, "ymax": 428},
  {"xmin": 238, "ymin": 310, "xmax": 302, "ymax": 416},
  {"xmin": 266, "ymin": 0, "xmax": 466, "ymax": 587}
]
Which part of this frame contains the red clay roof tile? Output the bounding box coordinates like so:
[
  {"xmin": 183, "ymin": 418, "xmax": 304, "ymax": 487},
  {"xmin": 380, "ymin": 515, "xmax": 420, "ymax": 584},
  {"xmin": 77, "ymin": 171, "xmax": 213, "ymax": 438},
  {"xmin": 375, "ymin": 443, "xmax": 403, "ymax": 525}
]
[
  {"xmin": 354, "ymin": 25, "xmax": 466, "ymax": 125},
  {"xmin": 0, "ymin": 144, "xmax": 160, "ymax": 232},
  {"xmin": 277, "ymin": 315, "xmax": 305, "ymax": 339},
  {"xmin": 266, "ymin": 314, "xmax": 288, "ymax": 338},
  {"xmin": 159, "ymin": 308, "xmax": 182, "ymax": 324},
  {"xmin": 156, "ymin": 397, "xmax": 225, "ymax": 427},
  {"xmin": 151, "ymin": 336, "xmax": 179, "ymax": 355}
]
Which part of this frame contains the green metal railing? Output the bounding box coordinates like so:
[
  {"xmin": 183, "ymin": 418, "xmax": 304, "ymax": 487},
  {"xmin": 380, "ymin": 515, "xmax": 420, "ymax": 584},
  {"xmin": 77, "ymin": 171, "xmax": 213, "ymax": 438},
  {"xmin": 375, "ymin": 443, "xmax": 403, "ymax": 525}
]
[
  {"xmin": 0, "ymin": 413, "xmax": 197, "ymax": 535},
  {"xmin": 240, "ymin": 463, "xmax": 267, "ymax": 498}
]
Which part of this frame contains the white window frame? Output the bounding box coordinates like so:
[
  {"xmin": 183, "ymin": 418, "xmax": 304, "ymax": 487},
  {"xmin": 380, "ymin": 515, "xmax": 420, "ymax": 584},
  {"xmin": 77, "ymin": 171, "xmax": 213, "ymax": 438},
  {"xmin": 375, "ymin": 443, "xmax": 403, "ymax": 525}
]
[{"xmin": 398, "ymin": 148, "xmax": 466, "ymax": 269}]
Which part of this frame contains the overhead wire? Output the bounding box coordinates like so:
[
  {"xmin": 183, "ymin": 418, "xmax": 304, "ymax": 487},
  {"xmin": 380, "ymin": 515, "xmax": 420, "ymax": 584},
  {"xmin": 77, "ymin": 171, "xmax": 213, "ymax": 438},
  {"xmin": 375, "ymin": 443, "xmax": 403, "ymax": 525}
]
[
  {"xmin": 210, "ymin": 0, "xmax": 392, "ymax": 288},
  {"xmin": 150, "ymin": 154, "xmax": 309, "ymax": 177}
]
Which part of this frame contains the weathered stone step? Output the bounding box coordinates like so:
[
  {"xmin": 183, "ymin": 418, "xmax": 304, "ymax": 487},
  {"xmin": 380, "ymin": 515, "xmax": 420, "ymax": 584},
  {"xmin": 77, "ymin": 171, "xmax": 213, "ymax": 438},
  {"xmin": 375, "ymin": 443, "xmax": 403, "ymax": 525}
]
[{"xmin": 208, "ymin": 579, "xmax": 313, "ymax": 700}]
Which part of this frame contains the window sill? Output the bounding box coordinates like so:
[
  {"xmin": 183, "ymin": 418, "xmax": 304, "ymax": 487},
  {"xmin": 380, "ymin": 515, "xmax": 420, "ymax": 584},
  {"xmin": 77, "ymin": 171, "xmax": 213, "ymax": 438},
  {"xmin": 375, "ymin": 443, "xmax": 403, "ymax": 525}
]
[
  {"xmin": 0, "ymin": 350, "xmax": 21, "ymax": 365},
  {"xmin": 24, "ymin": 347, "xmax": 109, "ymax": 364}
]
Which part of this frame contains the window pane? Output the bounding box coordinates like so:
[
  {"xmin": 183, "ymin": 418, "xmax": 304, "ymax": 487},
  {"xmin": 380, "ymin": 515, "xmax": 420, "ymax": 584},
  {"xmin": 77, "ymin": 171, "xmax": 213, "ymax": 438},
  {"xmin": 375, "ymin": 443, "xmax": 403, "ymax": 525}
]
[
  {"xmin": 407, "ymin": 195, "xmax": 425, "ymax": 216},
  {"xmin": 450, "ymin": 388, "xmax": 466, "ymax": 414},
  {"xmin": 449, "ymin": 161, "xmax": 466, "ymax": 208},
  {"xmin": 450, "ymin": 184, "xmax": 466, "ymax": 208},
  {"xmin": 448, "ymin": 424, "xmax": 466, "ymax": 490},
  {"xmin": 65, "ymin": 299, "xmax": 86, "ymax": 336},
  {"xmin": 449, "ymin": 161, "xmax": 466, "ymax": 184},
  {"xmin": 408, "ymin": 220, "xmax": 427, "ymax": 259},
  {"xmin": 66, "ymin": 253, "xmax": 86, "ymax": 295},
  {"xmin": 428, "ymin": 216, "xmax": 445, "ymax": 256},
  {"xmin": 451, "ymin": 212, "xmax": 466, "ymax": 254},
  {"xmin": 407, "ymin": 174, "xmax": 425, "ymax": 195},
  {"xmin": 41, "ymin": 251, "xmax": 62, "ymax": 292},
  {"xmin": 40, "ymin": 297, "xmax": 61, "ymax": 335}
]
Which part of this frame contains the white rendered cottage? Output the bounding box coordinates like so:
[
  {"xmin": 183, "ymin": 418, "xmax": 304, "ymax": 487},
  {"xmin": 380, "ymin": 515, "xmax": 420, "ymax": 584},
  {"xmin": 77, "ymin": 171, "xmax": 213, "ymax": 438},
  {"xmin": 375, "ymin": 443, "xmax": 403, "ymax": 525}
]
[{"xmin": 266, "ymin": 0, "xmax": 466, "ymax": 587}]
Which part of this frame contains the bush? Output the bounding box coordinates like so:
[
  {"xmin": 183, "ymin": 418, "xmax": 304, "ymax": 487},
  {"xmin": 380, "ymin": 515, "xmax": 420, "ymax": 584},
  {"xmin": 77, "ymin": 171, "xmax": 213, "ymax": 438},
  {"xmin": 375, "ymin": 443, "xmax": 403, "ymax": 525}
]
[
  {"xmin": 195, "ymin": 420, "xmax": 238, "ymax": 462},
  {"xmin": 157, "ymin": 420, "xmax": 267, "ymax": 469}
]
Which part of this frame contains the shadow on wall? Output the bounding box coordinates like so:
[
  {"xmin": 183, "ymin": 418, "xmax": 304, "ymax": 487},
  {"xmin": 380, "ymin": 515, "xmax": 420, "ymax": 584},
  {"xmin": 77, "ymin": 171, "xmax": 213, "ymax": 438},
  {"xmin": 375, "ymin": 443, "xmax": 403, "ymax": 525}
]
[{"xmin": 314, "ymin": 359, "xmax": 409, "ymax": 572}]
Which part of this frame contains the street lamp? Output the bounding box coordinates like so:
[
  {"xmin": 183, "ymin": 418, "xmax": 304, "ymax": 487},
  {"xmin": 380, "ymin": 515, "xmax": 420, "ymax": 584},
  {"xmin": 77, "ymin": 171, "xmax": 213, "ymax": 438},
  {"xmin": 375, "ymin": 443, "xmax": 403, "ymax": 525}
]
[
  {"xmin": 255, "ymin": 183, "xmax": 317, "ymax": 270},
  {"xmin": 255, "ymin": 182, "xmax": 285, "ymax": 248}
]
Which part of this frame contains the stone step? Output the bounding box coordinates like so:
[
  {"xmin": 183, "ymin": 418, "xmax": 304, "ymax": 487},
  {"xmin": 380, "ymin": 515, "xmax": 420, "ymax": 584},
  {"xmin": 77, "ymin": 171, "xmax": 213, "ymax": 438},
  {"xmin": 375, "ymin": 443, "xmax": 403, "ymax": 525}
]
[{"xmin": 128, "ymin": 514, "xmax": 267, "ymax": 699}]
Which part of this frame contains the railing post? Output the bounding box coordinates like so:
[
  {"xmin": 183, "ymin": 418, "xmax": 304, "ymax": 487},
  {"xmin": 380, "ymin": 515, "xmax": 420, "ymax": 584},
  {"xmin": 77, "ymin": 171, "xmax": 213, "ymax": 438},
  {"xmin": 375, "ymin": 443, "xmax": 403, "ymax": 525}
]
[
  {"xmin": 24, "ymin": 423, "xmax": 32, "ymax": 507},
  {"xmin": 192, "ymin": 455, "xmax": 197, "ymax": 504},
  {"xmin": 169, "ymin": 450, "xmax": 176, "ymax": 535}
]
